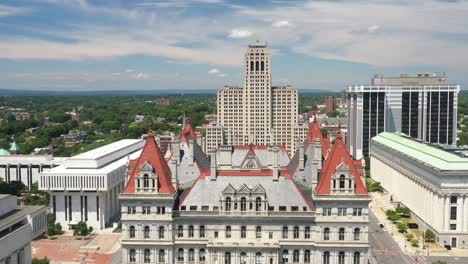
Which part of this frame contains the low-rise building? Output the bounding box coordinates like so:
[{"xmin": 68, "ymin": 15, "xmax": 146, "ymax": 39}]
[
  {"xmin": 0, "ymin": 194, "xmax": 47, "ymax": 264},
  {"xmin": 39, "ymin": 139, "xmax": 145, "ymax": 230},
  {"xmin": 370, "ymin": 132, "xmax": 468, "ymax": 248},
  {"xmin": 154, "ymin": 98, "xmax": 171, "ymax": 106}
]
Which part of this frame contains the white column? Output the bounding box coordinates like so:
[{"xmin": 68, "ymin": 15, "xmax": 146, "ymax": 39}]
[
  {"xmin": 464, "ymin": 195, "xmax": 468, "ymax": 232},
  {"xmin": 459, "ymin": 195, "xmax": 464, "ymax": 232},
  {"xmin": 444, "ymin": 195, "xmax": 450, "ymax": 231}
]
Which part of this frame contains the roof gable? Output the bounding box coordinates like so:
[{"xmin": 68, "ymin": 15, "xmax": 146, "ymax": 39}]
[
  {"xmin": 305, "ymin": 116, "xmax": 328, "ymax": 157},
  {"xmin": 222, "ymin": 184, "xmax": 236, "ymax": 195}
]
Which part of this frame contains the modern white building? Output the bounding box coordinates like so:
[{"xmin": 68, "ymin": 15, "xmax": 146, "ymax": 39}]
[
  {"xmin": 347, "ymin": 73, "xmax": 460, "ymax": 159},
  {"xmin": 39, "ymin": 139, "xmax": 144, "ymax": 230},
  {"xmin": 0, "ymin": 194, "xmax": 47, "ymax": 264},
  {"xmin": 370, "ymin": 132, "xmax": 468, "ymax": 248},
  {"xmin": 120, "ymin": 121, "xmax": 370, "ymax": 264},
  {"xmin": 206, "ymin": 42, "xmax": 307, "ymax": 154}
]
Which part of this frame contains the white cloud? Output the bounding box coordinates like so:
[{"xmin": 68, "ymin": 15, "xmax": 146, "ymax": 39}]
[
  {"xmin": 0, "ymin": 4, "xmax": 30, "ymax": 17},
  {"xmin": 272, "ymin": 20, "xmax": 291, "ymax": 28},
  {"xmin": 125, "ymin": 69, "xmax": 135, "ymax": 73},
  {"xmin": 208, "ymin": 68, "xmax": 220, "ymax": 74},
  {"xmin": 228, "ymin": 29, "xmax": 253, "ymax": 39},
  {"xmin": 218, "ymin": 73, "xmax": 227, "ymax": 77},
  {"xmin": 367, "ymin": 25, "xmax": 380, "ymax": 33},
  {"xmin": 135, "ymin": 72, "xmax": 150, "ymax": 79}
]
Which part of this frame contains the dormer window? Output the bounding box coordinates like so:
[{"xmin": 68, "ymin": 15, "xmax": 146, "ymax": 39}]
[
  {"xmin": 331, "ymin": 162, "xmax": 355, "ymax": 194},
  {"xmin": 136, "ymin": 161, "xmax": 159, "ymax": 193},
  {"xmin": 339, "ymin": 175, "xmax": 345, "ymax": 189}
]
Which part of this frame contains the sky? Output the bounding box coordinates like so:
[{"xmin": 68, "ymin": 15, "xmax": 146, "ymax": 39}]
[{"xmin": 0, "ymin": 0, "xmax": 468, "ymax": 91}]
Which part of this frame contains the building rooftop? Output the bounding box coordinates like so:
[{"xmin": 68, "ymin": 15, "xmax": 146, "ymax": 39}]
[{"xmin": 371, "ymin": 132, "xmax": 468, "ymax": 171}]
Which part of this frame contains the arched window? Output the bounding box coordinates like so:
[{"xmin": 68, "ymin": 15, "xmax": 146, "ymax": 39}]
[
  {"xmin": 250, "ymin": 61, "xmax": 254, "ymax": 72},
  {"xmin": 305, "ymin": 226, "xmax": 310, "ymax": 239},
  {"xmin": 178, "ymin": 225, "xmax": 183, "ymax": 238},
  {"xmin": 177, "ymin": 248, "xmax": 184, "ymax": 262},
  {"xmin": 339, "ymin": 175, "xmax": 346, "ymax": 189},
  {"xmin": 255, "ymin": 252, "xmax": 262, "ymax": 264},
  {"xmin": 323, "ymin": 252, "xmax": 330, "ymax": 264},
  {"xmin": 240, "ymin": 252, "xmax": 247, "ymax": 264},
  {"xmin": 241, "ymin": 197, "xmax": 247, "ymax": 211},
  {"xmin": 159, "ymin": 226, "xmax": 165, "ymax": 239},
  {"xmin": 129, "ymin": 249, "xmax": 136, "ymax": 262},
  {"xmin": 283, "ymin": 226, "xmax": 289, "ymax": 238},
  {"xmin": 143, "ymin": 174, "xmax": 149, "ymax": 188},
  {"xmin": 226, "ymin": 226, "xmax": 231, "ymax": 238},
  {"xmin": 255, "ymin": 61, "xmax": 259, "ymax": 72},
  {"xmin": 144, "ymin": 249, "xmax": 151, "ymax": 263},
  {"xmin": 338, "ymin": 251, "xmax": 345, "ymax": 264},
  {"xmin": 199, "ymin": 249, "xmax": 206, "ymax": 262},
  {"xmin": 129, "ymin": 226, "xmax": 135, "ymax": 238},
  {"xmin": 293, "ymin": 226, "xmax": 299, "ymax": 239},
  {"xmin": 255, "ymin": 197, "xmax": 262, "ymax": 211},
  {"xmin": 323, "ymin": 227, "xmax": 330, "ymax": 240},
  {"xmin": 304, "ymin": 250, "xmax": 311, "ymax": 263},
  {"xmin": 282, "ymin": 249, "xmax": 289, "ymax": 263},
  {"xmin": 225, "ymin": 252, "xmax": 231, "ymax": 264},
  {"xmin": 158, "ymin": 249, "xmax": 165, "ymax": 263},
  {"xmin": 225, "ymin": 197, "xmax": 232, "ymax": 211},
  {"xmin": 200, "ymin": 225, "xmax": 205, "ymax": 238},
  {"xmin": 144, "ymin": 226, "xmax": 150, "ymax": 238},
  {"xmin": 293, "ymin": 250, "xmax": 299, "ymax": 263},
  {"xmin": 241, "ymin": 226, "xmax": 247, "ymax": 238},
  {"xmin": 339, "ymin": 228, "xmax": 345, "ymax": 240},
  {"xmin": 353, "ymin": 252, "xmax": 361, "ymax": 264},
  {"xmin": 189, "ymin": 225, "xmax": 194, "ymax": 237},
  {"xmin": 256, "ymin": 226, "xmax": 262, "ymax": 238},
  {"xmin": 188, "ymin": 248, "xmax": 195, "ymax": 262},
  {"xmin": 354, "ymin": 228, "xmax": 360, "ymax": 241}
]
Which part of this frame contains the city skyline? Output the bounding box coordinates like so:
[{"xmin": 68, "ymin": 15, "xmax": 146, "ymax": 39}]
[{"xmin": 1, "ymin": 0, "xmax": 468, "ymax": 91}]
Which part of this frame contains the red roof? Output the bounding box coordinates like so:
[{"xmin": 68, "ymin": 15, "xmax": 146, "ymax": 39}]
[
  {"xmin": 180, "ymin": 116, "xmax": 197, "ymax": 143},
  {"xmin": 305, "ymin": 116, "xmax": 329, "ymax": 157},
  {"xmin": 314, "ymin": 131, "xmax": 367, "ymax": 195},
  {"xmin": 122, "ymin": 127, "xmax": 175, "ymax": 194}
]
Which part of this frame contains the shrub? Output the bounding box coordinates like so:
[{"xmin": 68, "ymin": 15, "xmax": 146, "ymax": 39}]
[
  {"xmin": 411, "ymin": 238, "xmax": 419, "ymax": 247},
  {"xmin": 396, "ymin": 207, "xmax": 411, "ymax": 217},
  {"xmin": 386, "ymin": 209, "xmax": 396, "ymax": 217},
  {"xmin": 32, "ymin": 258, "xmax": 49, "ymax": 264},
  {"xmin": 397, "ymin": 223, "xmax": 408, "ymax": 233},
  {"xmin": 425, "ymin": 229, "xmax": 435, "ymax": 242},
  {"xmin": 432, "ymin": 261, "xmax": 447, "ymax": 264},
  {"xmin": 405, "ymin": 233, "xmax": 414, "ymax": 241},
  {"xmin": 389, "ymin": 214, "xmax": 401, "ymax": 222},
  {"xmin": 46, "ymin": 213, "xmax": 62, "ymax": 236},
  {"xmin": 73, "ymin": 221, "xmax": 90, "ymax": 236}
]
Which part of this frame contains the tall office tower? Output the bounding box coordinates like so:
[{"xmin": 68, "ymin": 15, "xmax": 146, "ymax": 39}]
[
  {"xmin": 347, "ymin": 73, "xmax": 460, "ymax": 159},
  {"xmin": 208, "ymin": 42, "xmax": 302, "ymax": 154}
]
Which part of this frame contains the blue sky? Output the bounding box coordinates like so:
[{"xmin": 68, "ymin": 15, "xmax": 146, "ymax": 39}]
[{"xmin": 0, "ymin": 0, "xmax": 467, "ymax": 91}]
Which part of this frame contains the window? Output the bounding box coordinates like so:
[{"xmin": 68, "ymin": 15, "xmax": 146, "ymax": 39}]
[
  {"xmin": 256, "ymin": 226, "xmax": 262, "ymax": 238},
  {"xmin": 129, "ymin": 226, "xmax": 135, "ymax": 238},
  {"xmin": 225, "ymin": 252, "xmax": 231, "ymax": 264},
  {"xmin": 279, "ymin": 206, "xmax": 287, "ymax": 211},
  {"xmin": 144, "ymin": 249, "xmax": 151, "ymax": 263},
  {"xmin": 178, "ymin": 225, "xmax": 183, "ymax": 238},
  {"xmin": 353, "ymin": 252, "xmax": 360, "ymax": 264},
  {"xmin": 451, "ymin": 195, "xmax": 458, "ymax": 204},
  {"xmin": 129, "ymin": 249, "xmax": 136, "ymax": 263},
  {"xmin": 225, "ymin": 197, "xmax": 232, "ymax": 211},
  {"xmin": 142, "ymin": 206, "xmax": 151, "ymax": 215},
  {"xmin": 339, "ymin": 175, "xmax": 346, "ymax": 189},
  {"xmin": 189, "ymin": 225, "xmax": 193, "ymax": 237},
  {"xmin": 144, "ymin": 175, "xmax": 149, "ymax": 188},
  {"xmin": 323, "ymin": 208, "xmax": 332, "ymax": 216},
  {"xmin": 226, "ymin": 226, "xmax": 231, "ymax": 238},
  {"xmin": 450, "ymin": 207, "xmax": 457, "ymax": 220},
  {"xmin": 354, "ymin": 228, "xmax": 360, "ymax": 241},
  {"xmin": 282, "ymin": 250, "xmax": 289, "ymax": 263},
  {"xmin": 159, "ymin": 226, "xmax": 165, "ymax": 239},
  {"xmin": 128, "ymin": 206, "xmax": 136, "ymax": 214},
  {"xmin": 240, "ymin": 252, "xmax": 247, "ymax": 264},
  {"xmin": 353, "ymin": 208, "xmax": 362, "ymax": 216},
  {"xmin": 323, "ymin": 252, "xmax": 330, "ymax": 264},
  {"xmin": 339, "ymin": 228, "xmax": 345, "ymax": 240},
  {"xmin": 200, "ymin": 225, "xmax": 205, "ymax": 238},
  {"xmin": 214, "ymin": 231, "xmax": 218, "ymax": 238},
  {"xmin": 255, "ymin": 252, "xmax": 262, "ymax": 264},
  {"xmin": 282, "ymin": 226, "xmax": 289, "ymax": 238},
  {"xmin": 450, "ymin": 224, "xmax": 457, "ymax": 230},
  {"xmin": 241, "ymin": 197, "xmax": 247, "ymax": 211},
  {"xmin": 323, "ymin": 228, "xmax": 330, "ymax": 240},
  {"xmin": 202, "ymin": 206, "xmax": 209, "ymax": 211},
  {"xmin": 293, "ymin": 250, "xmax": 299, "ymax": 263},
  {"xmin": 199, "ymin": 249, "xmax": 206, "ymax": 262},
  {"xmin": 241, "ymin": 226, "xmax": 247, "ymax": 238},
  {"xmin": 291, "ymin": 206, "xmax": 298, "ymax": 212},
  {"xmin": 305, "ymin": 226, "xmax": 310, "ymax": 239},
  {"xmin": 158, "ymin": 249, "xmax": 165, "ymax": 263},
  {"xmin": 293, "ymin": 226, "xmax": 299, "ymax": 239},
  {"xmin": 177, "ymin": 248, "xmax": 184, "ymax": 262},
  {"xmin": 338, "ymin": 208, "xmax": 347, "ymax": 216},
  {"xmin": 188, "ymin": 248, "xmax": 195, "ymax": 262},
  {"xmin": 144, "ymin": 226, "xmax": 150, "ymax": 238},
  {"xmin": 338, "ymin": 251, "xmax": 345, "ymax": 264},
  {"xmin": 190, "ymin": 206, "xmax": 197, "ymax": 211},
  {"xmin": 304, "ymin": 250, "xmax": 311, "ymax": 263},
  {"xmin": 256, "ymin": 197, "xmax": 262, "ymax": 211},
  {"xmin": 269, "ymin": 232, "xmax": 273, "ymax": 239}
]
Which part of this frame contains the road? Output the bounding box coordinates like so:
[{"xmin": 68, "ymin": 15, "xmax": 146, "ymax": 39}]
[{"xmin": 369, "ymin": 211, "xmax": 415, "ymax": 264}]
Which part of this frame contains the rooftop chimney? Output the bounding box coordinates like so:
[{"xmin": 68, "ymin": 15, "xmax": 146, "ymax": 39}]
[
  {"xmin": 210, "ymin": 149, "xmax": 217, "ymax": 181},
  {"xmin": 272, "ymin": 146, "xmax": 279, "ymax": 181}
]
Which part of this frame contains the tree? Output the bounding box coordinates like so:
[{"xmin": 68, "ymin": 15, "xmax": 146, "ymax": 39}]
[
  {"xmin": 73, "ymin": 221, "xmax": 91, "ymax": 236},
  {"xmin": 0, "ymin": 180, "xmax": 26, "ymax": 196},
  {"xmin": 425, "ymin": 229, "xmax": 436, "ymax": 242},
  {"xmin": 397, "ymin": 223, "xmax": 408, "ymax": 233},
  {"xmin": 47, "ymin": 213, "xmax": 62, "ymax": 236},
  {"xmin": 327, "ymin": 111, "xmax": 340, "ymax": 118},
  {"xmin": 396, "ymin": 207, "xmax": 411, "ymax": 218},
  {"xmin": 32, "ymin": 258, "xmax": 50, "ymax": 264},
  {"xmin": 389, "ymin": 214, "xmax": 401, "ymax": 222},
  {"xmin": 411, "ymin": 238, "xmax": 419, "ymax": 247},
  {"xmin": 405, "ymin": 233, "xmax": 414, "ymax": 241},
  {"xmin": 432, "ymin": 261, "xmax": 447, "ymax": 264}
]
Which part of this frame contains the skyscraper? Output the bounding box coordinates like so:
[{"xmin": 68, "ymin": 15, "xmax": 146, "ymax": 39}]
[
  {"xmin": 347, "ymin": 73, "xmax": 460, "ymax": 159},
  {"xmin": 207, "ymin": 42, "xmax": 304, "ymax": 154}
]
